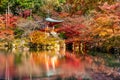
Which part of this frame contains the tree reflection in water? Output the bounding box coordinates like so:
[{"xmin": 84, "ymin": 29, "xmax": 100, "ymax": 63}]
[{"xmin": 0, "ymin": 49, "xmax": 120, "ymax": 80}]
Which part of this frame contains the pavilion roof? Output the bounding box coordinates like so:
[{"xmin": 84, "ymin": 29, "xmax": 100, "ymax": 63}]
[{"xmin": 45, "ymin": 17, "xmax": 64, "ymax": 23}]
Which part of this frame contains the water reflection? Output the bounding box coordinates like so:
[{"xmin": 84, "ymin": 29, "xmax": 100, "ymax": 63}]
[{"xmin": 0, "ymin": 49, "xmax": 120, "ymax": 80}]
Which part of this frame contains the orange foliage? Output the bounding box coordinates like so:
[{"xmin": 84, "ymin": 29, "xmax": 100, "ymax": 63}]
[
  {"xmin": 59, "ymin": 12, "xmax": 69, "ymax": 18},
  {"xmin": 0, "ymin": 29, "xmax": 14, "ymax": 39}
]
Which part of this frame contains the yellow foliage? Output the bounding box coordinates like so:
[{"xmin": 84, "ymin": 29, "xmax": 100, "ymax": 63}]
[
  {"xmin": 99, "ymin": 31, "xmax": 107, "ymax": 37},
  {"xmin": 29, "ymin": 31, "xmax": 46, "ymax": 44},
  {"xmin": 96, "ymin": 17, "xmax": 112, "ymax": 26},
  {"xmin": 29, "ymin": 31, "xmax": 58, "ymax": 45}
]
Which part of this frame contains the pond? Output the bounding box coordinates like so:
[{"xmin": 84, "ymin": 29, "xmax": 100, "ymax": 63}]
[{"xmin": 0, "ymin": 48, "xmax": 120, "ymax": 80}]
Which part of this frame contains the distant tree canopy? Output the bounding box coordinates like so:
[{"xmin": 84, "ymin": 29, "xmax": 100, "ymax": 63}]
[
  {"xmin": 0, "ymin": 0, "xmax": 118, "ymax": 15},
  {"xmin": 0, "ymin": 0, "xmax": 44, "ymax": 14}
]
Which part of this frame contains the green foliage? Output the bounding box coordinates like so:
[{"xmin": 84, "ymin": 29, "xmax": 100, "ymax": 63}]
[
  {"xmin": 14, "ymin": 53, "xmax": 22, "ymax": 65},
  {"xmin": 54, "ymin": 6, "xmax": 62, "ymax": 12},
  {"xmin": 59, "ymin": 32, "xmax": 67, "ymax": 39},
  {"xmin": 0, "ymin": 0, "xmax": 8, "ymax": 14},
  {"xmin": 58, "ymin": 0, "xmax": 66, "ymax": 3},
  {"xmin": 0, "ymin": 0, "xmax": 44, "ymax": 14},
  {"xmin": 102, "ymin": 36, "xmax": 120, "ymax": 52},
  {"xmin": 14, "ymin": 28, "xmax": 24, "ymax": 38},
  {"xmin": 106, "ymin": 36, "xmax": 120, "ymax": 47},
  {"xmin": 32, "ymin": 0, "xmax": 44, "ymax": 13}
]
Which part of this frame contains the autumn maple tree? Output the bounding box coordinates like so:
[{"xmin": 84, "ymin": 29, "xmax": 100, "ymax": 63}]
[
  {"xmin": 90, "ymin": 2, "xmax": 120, "ymax": 40},
  {"xmin": 88, "ymin": 2, "xmax": 120, "ymax": 52},
  {"xmin": 0, "ymin": 14, "xmax": 18, "ymax": 39},
  {"xmin": 55, "ymin": 16, "xmax": 91, "ymax": 43},
  {"xmin": 0, "ymin": 14, "xmax": 17, "ymax": 29}
]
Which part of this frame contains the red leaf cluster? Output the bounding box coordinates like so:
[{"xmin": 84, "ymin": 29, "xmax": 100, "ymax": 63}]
[
  {"xmin": 0, "ymin": 14, "xmax": 18, "ymax": 29},
  {"xmin": 19, "ymin": 10, "xmax": 31, "ymax": 18},
  {"xmin": 99, "ymin": 2, "xmax": 120, "ymax": 11},
  {"xmin": 56, "ymin": 23, "xmax": 87, "ymax": 38}
]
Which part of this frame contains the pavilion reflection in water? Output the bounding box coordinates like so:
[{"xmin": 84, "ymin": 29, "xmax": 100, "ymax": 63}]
[
  {"xmin": 0, "ymin": 48, "xmax": 120, "ymax": 80},
  {"xmin": 0, "ymin": 47, "xmax": 93, "ymax": 80},
  {"xmin": 0, "ymin": 48, "xmax": 66, "ymax": 79}
]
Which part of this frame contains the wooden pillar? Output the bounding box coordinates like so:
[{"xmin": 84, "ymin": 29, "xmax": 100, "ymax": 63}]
[
  {"xmin": 79, "ymin": 41, "xmax": 81, "ymax": 53},
  {"xmin": 80, "ymin": 42, "xmax": 84, "ymax": 54},
  {"xmin": 72, "ymin": 42, "xmax": 75, "ymax": 53}
]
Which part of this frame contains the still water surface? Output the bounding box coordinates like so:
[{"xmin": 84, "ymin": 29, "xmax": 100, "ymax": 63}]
[{"xmin": 0, "ymin": 49, "xmax": 120, "ymax": 80}]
